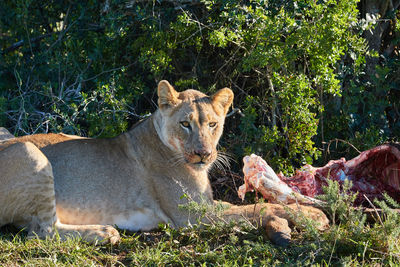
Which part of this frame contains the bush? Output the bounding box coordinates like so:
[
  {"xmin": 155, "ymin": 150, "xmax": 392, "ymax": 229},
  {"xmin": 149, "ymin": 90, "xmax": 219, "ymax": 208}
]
[{"xmin": 0, "ymin": 0, "xmax": 399, "ymax": 172}]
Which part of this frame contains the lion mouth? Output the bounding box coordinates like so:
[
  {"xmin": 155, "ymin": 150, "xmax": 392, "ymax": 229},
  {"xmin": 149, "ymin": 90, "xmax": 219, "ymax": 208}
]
[
  {"xmin": 189, "ymin": 161, "xmax": 209, "ymax": 170},
  {"xmin": 184, "ymin": 158, "xmax": 212, "ymax": 169},
  {"xmin": 183, "ymin": 151, "xmax": 216, "ymax": 168},
  {"xmin": 186, "ymin": 159, "xmax": 208, "ymax": 166}
]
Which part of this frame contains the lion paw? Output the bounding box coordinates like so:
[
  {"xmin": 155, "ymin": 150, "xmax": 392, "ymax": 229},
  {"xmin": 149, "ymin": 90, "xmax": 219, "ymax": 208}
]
[{"xmin": 265, "ymin": 215, "xmax": 291, "ymax": 247}]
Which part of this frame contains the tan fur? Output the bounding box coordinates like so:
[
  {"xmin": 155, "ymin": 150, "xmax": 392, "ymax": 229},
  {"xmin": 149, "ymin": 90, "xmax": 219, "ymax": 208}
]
[
  {"xmin": 0, "ymin": 133, "xmax": 86, "ymax": 150},
  {"xmin": 0, "ymin": 80, "xmax": 328, "ymax": 246},
  {"xmin": 0, "ymin": 127, "xmax": 14, "ymax": 141}
]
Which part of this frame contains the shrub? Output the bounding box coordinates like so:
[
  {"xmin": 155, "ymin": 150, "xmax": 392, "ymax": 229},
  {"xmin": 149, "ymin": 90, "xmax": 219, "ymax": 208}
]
[{"xmin": 0, "ymin": 0, "xmax": 399, "ymax": 172}]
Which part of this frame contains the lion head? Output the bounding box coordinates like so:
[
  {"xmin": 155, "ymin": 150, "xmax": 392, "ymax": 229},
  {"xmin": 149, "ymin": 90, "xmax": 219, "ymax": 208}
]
[{"xmin": 154, "ymin": 80, "xmax": 233, "ymax": 170}]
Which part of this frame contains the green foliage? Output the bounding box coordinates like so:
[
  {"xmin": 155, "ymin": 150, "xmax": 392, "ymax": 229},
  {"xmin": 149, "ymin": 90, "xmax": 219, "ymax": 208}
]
[
  {"xmin": 0, "ymin": 0, "xmax": 156, "ymax": 137},
  {"xmin": 0, "ymin": 0, "xmax": 399, "ymax": 169},
  {"xmin": 197, "ymin": 0, "xmax": 367, "ymax": 172},
  {"xmin": 319, "ymin": 179, "xmax": 361, "ymax": 223},
  {"xmin": 320, "ymin": 6, "xmax": 400, "ymax": 161},
  {"xmin": 290, "ymin": 180, "xmax": 400, "ymax": 263}
]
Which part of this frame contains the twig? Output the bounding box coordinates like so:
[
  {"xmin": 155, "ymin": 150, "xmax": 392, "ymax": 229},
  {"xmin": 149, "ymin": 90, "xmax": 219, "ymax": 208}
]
[
  {"xmin": 226, "ymin": 108, "xmax": 243, "ymax": 118},
  {"xmin": 326, "ymin": 138, "xmax": 361, "ymax": 154},
  {"xmin": 367, "ymin": 247, "xmax": 400, "ymax": 259},
  {"xmin": 82, "ymin": 62, "xmax": 136, "ymax": 82},
  {"xmin": 46, "ymin": 4, "xmax": 73, "ymax": 52},
  {"xmin": 265, "ymin": 67, "xmax": 277, "ymax": 128},
  {"xmin": 363, "ymin": 194, "xmax": 385, "ymax": 228},
  {"xmin": 1, "ymin": 34, "xmax": 53, "ymax": 54},
  {"xmin": 214, "ymin": 47, "xmax": 241, "ymax": 81}
]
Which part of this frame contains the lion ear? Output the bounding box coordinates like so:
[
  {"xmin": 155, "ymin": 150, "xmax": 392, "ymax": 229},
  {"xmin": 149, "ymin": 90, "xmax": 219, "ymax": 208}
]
[
  {"xmin": 211, "ymin": 88, "xmax": 234, "ymax": 115},
  {"xmin": 157, "ymin": 80, "xmax": 180, "ymax": 109}
]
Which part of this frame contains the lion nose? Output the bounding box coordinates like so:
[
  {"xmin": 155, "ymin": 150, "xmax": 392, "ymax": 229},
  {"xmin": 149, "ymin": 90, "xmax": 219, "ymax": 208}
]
[{"xmin": 194, "ymin": 148, "xmax": 212, "ymax": 161}]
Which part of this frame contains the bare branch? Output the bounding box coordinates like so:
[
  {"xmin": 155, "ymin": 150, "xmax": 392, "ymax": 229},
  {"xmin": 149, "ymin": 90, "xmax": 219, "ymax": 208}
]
[
  {"xmin": 1, "ymin": 33, "xmax": 52, "ymax": 54},
  {"xmin": 325, "ymin": 138, "xmax": 362, "ymax": 155}
]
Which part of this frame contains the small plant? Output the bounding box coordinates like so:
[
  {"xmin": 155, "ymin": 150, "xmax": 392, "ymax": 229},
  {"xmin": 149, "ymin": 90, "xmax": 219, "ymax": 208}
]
[
  {"xmin": 288, "ymin": 179, "xmax": 400, "ymax": 264},
  {"xmin": 318, "ymin": 179, "xmax": 365, "ymax": 225}
]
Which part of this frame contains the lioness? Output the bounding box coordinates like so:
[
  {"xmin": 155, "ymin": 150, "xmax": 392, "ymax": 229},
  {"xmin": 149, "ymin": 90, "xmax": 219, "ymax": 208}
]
[{"xmin": 0, "ymin": 81, "xmax": 328, "ymax": 246}]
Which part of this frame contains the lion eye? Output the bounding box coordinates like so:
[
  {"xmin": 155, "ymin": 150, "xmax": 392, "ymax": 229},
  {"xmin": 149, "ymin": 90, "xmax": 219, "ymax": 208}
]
[
  {"xmin": 208, "ymin": 122, "xmax": 217, "ymax": 128},
  {"xmin": 180, "ymin": 121, "xmax": 191, "ymax": 129}
]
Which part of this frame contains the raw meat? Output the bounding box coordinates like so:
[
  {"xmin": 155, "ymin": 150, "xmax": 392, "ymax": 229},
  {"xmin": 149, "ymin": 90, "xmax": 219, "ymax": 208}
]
[
  {"xmin": 238, "ymin": 144, "xmax": 400, "ymax": 205},
  {"xmin": 237, "ymin": 154, "xmax": 324, "ymax": 205}
]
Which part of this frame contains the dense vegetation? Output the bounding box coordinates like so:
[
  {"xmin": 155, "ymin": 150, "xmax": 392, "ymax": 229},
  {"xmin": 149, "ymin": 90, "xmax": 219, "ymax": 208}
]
[
  {"xmin": 1, "ymin": 0, "xmax": 399, "ymax": 173},
  {"xmin": 1, "ymin": 0, "xmax": 400, "ymax": 265}
]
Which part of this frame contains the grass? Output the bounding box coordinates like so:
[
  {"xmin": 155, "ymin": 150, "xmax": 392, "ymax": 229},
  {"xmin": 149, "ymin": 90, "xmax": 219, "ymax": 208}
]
[
  {"xmin": 0, "ymin": 222, "xmax": 397, "ymax": 266},
  {"xmin": 1, "ymin": 181, "xmax": 400, "ymax": 266}
]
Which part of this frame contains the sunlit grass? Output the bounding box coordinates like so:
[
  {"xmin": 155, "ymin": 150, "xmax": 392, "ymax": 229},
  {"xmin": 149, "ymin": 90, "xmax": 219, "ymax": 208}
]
[{"xmin": 2, "ymin": 181, "xmax": 400, "ymax": 266}]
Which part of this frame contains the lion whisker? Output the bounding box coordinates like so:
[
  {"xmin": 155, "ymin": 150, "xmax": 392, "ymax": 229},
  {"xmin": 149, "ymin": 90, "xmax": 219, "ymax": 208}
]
[
  {"xmin": 211, "ymin": 151, "xmax": 232, "ymax": 172},
  {"xmin": 168, "ymin": 154, "xmax": 186, "ymax": 167},
  {"xmin": 217, "ymin": 151, "xmax": 236, "ymax": 163}
]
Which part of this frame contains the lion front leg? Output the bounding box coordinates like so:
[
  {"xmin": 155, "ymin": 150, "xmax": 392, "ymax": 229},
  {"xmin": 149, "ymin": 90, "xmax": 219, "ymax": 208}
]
[{"xmin": 220, "ymin": 202, "xmax": 329, "ymax": 246}]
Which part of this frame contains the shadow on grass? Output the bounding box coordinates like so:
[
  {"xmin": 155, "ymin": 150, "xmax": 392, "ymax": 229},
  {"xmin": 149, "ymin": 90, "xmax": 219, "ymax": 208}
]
[{"xmin": 0, "ymin": 224, "xmax": 27, "ymax": 241}]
